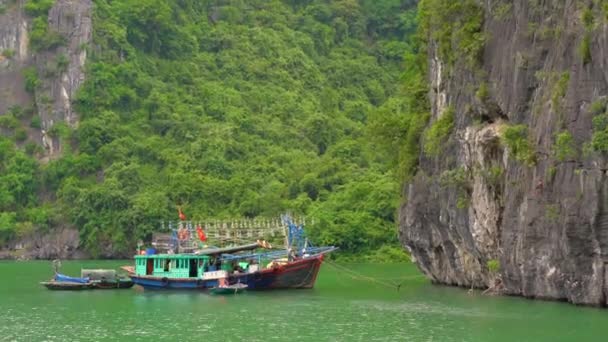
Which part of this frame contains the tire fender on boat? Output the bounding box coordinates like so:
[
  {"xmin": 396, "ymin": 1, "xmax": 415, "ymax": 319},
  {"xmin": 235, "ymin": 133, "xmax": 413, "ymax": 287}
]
[
  {"xmin": 161, "ymin": 277, "xmax": 169, "ymax": 287},
  {"xmin": 196, "ymin": 279, "xmax": 203, "ymax": 287}
]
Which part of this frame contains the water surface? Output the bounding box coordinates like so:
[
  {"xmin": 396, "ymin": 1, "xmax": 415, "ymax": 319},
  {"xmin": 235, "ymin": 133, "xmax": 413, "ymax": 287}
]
[{"xmin": 1, "ymin": 261, "xmax": 606, "ymax": 341}]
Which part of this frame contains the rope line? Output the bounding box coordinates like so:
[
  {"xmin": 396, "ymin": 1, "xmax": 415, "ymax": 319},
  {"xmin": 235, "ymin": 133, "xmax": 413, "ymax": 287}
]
[{"xmin": 324, "ymin": 261, "xmax": 424, "ymax": 290}]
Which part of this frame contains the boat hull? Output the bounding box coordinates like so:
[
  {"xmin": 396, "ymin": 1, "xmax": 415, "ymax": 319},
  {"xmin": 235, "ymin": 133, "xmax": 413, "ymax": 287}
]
[
  {"xmin": 40, "ymin": 280, "xmax": 134, "ymax": 290},
  {"xmin": 129, "ymin": 254, "xmax": 324, "ymax": 290},
  {"xmin": 93, "ymin": 280, "xmax": 134, "ymax": 289},
  {"xmin": 41, "ymin": 281, "xmax": 93, "ymax": 290}
]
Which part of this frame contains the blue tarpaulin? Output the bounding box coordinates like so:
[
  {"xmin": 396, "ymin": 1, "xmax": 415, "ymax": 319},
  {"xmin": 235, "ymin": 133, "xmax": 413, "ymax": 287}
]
[{"xmin": 54, "ymin": 273, "xmax": 90, "ymax": 284}]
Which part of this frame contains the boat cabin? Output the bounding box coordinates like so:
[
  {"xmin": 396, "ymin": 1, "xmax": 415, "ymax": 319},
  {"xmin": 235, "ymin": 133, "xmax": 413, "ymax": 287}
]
[
  {"xmin": 134, "ymin": 252, "xmax": 264, "ymax": 279},
  {"xmin": 134, "ymin": 254, "xmax": 212, "ymax": 278}
]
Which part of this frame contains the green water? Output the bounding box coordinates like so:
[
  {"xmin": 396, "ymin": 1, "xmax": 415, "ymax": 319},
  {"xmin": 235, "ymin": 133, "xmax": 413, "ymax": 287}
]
[{"xmin": 1, "ymin": 261, "xmax": 607, "ymax": 341}]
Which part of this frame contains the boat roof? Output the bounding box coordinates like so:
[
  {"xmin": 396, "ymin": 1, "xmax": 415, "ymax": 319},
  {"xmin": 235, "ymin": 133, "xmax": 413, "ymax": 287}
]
[
  {"xmin": 134, "ymin": 242, "xmax": 262, "ymax": 259},
  {"xmin": 134, "ymin": 254, "xmax": 210, "ymax": 259},
  {"xmin": 195, "ymin": 243, "xmax": 260, "ymax": 255}
]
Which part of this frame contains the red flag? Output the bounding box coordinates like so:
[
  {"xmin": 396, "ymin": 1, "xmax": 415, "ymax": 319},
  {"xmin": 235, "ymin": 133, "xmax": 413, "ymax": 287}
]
[
  {"xmin": 196, "ymin": 225, "xmax": 207, "ymax": 242},
  {"xmin": 178, "ymin": 208, "xmax": 186, "ymax": 221}
]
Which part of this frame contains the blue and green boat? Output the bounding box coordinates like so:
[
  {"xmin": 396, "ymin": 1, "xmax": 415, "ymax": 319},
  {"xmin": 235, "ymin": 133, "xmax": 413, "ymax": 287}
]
[{"xmin": 124, "ymin": 218, "xmax": 336, "ymax": 291}]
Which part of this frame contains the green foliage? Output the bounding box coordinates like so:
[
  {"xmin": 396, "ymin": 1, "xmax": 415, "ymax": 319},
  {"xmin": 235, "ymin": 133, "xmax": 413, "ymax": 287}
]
[
  {"xmin": 367, "ymin": 25, "xmax": 431, "ymax": 180},
  {"xmin": 439, "ymin": 167, "xmax": 468, "ymax": 188},
  {"xmin": 24, "ymin": 142, "xmax": 43, "ymax": 156},
  {"xmin": 8, "ymin": 105, "xmax": 25, "ymax": 119},
  {"xmin": 0, "ymin": 114, "xmax": 19, "ymax": 129},
  {"xmin": 418, "ymin": 0, "xmax": 485, "ymax": 69},
  {"xmin": 476, "ymin": 82, "xmax": 489, "ymax": 102},
  {"xmin": 14, "ymin": 128, "xmax": 28, "ymax": 142},
  {"xmin": 56, "ymin": 54, "xmax": 69, "ymax": 73},
  {"xmin": 551, "ymin": 72, "xmax": 570, "ymax": 112},
  {"xmin": 439, "ymin": 167, "xmax": 470, "ymax": 208},
  {"xmin": 579, "ymin": 6, "xmax": 594, "ymax": 66},
  {"xmin": 546, "ymin": 165, "xmax": 557, "ymax": 179},
  {"xmin": 0, "ymin": 0, "xmax": 420, "ymax": 257},
  {"xmin": 47, "ymin": 121, "xmax": 70, "ymax": 139},
  {"xmin": 579, "ymin": 33, "xmax": 592, "ymax": 65},
  {"xmin": 307, "ymin": 172, "xmax": 400, "ymax": 254},
  {"xmin": 456, "ymin": 196, "xmax": 469, "ymax": 209},
  {"xmin": 545, "ymin": 204, "xmax": 559, "ymax": 223},
  {"xmin": 0, "ymin": 212, "xmax": 17, "ymax": 245},
  {"xmin": 2, "ymin": 49, "xmax": 15, "ymax": 59},
  {"xmin": 590, "ymin": 96, "xmax": 608, "ymax": 152},
  {"xmin": 590, "ymin": 100, "xmax": 608, "ymax": 152},
  {"xmin": 501, "ymin": 124, "xmax": 536, "ymax": 165},
  {"xmin": 492, "ymin": 3, "xmax": 512, "ymax": 20},
  {"xmin": 582, "ymin": 7, "xmax": 594, "ymax": 30},
  {"xmin": 24, "ymin": 0, "xmax": 55, "ymax": 16},
  {"xmin": 423, "ymin": 106, "xmax": 454, "ymax": 156},
  {"xmin": 0, "ymin": 137, "xmax": 40, "ymax": 217},
  {"xmin": 23, "ymin": 67, "xmax": 39, "ymax": 93},
  {"xmin": 478, "ymin": 165, "xmax": 503, "ymax": 188},
  {"xmin": 30, "ymin": 16, "xmax": 66, "ymax": 52},
  {"xmin": 590, "ymin": 98, "xmax": 607, "ymax": 115},
  {"xmin": 553, "ymin": 131, "xmax": 576, "ymax": 161},
  {"xmin": 30, "ymin": 116, "xmax": 41, "ymax": 129},
  {"xmin": 486, "ymin": 259, "xmax": 500, "ymax": 274},
  {"xmin": 334, "ymin": 244, "xmax": 410, "ymax": 263}
]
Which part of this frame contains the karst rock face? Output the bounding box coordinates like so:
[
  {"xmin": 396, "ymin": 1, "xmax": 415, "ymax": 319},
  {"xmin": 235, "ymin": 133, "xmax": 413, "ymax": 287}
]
[
  {"xmin": 0, "ymin": 0, "xmax": 91, "ymax": 259},
  {"xmin": 400, "ymin": 1, "xmax": 608, "ymax": 306},
  {"xmin": 0, "ymin": 0, "xmax": 91, "ymax": 158}
]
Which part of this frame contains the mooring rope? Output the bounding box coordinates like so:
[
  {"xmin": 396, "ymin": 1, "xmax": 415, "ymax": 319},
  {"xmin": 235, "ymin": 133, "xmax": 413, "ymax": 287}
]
[{"xmin": 324, "ymin": 261, "xmax": 424, "ymax": 291}]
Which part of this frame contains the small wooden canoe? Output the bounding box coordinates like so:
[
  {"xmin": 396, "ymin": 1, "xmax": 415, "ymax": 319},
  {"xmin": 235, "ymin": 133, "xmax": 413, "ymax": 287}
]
[{"xmin": 210, "ymin": 283, "xmax": 248, "ymax": 295}]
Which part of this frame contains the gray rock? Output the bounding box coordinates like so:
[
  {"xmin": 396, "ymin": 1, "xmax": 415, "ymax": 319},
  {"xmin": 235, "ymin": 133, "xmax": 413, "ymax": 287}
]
[
  {"xmin": 401, "ymin": 0, "xmax": 608, "ymax": 306},
  {"xmin": 0, "ymin": 0, "xmax": 91, "ymax": 157}
]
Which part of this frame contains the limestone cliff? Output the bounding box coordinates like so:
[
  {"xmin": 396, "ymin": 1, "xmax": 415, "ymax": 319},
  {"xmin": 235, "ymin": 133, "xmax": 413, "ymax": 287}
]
[
  {"xmin": 401, "ymin": 0, "xmax": 608, "ymax": 306},
  {"xmin": 0, "ymin": 0, "xmax": 91, "ymax": 157},
  {"xmin": 0, "ymin": 0, "xmax": 91, "ymax": 259}
]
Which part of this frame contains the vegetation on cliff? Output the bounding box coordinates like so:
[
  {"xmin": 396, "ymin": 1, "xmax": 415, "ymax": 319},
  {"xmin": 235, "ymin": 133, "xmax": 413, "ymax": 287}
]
[{"xmin": 1, "ymin": 0, "xmax": 418, "ymax": 259}]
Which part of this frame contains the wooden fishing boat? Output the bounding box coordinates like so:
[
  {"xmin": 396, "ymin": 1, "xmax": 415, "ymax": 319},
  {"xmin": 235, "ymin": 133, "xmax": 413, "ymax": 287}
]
[
  {"xmin": 125, "ymin": 216, "xmax": 336, "ymax": 291},
  {"xmin": 127, "ymin": 250, "xmax": 332, "ymax": 290},
  {"xmin": 40, "ymin": 272, "xmax": 92, "ymax": 290},
  {"xmin": 40, "ymin": 267, "xmax": 134, "ymax": 290}
]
